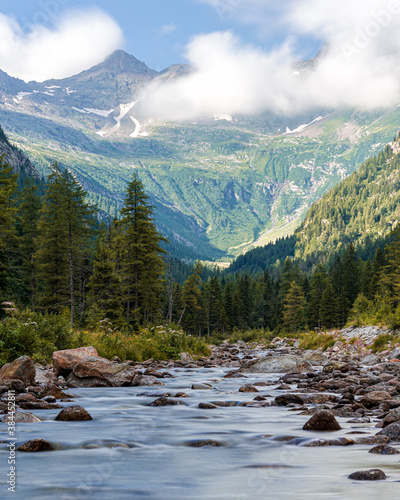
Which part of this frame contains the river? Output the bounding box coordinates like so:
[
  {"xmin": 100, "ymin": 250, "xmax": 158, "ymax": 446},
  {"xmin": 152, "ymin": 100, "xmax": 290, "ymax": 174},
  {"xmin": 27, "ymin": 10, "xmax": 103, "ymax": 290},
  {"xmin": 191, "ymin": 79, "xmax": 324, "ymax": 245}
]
[{"xmin": 1, "ymin": 367, "xmax": 400, "ymax": 499}]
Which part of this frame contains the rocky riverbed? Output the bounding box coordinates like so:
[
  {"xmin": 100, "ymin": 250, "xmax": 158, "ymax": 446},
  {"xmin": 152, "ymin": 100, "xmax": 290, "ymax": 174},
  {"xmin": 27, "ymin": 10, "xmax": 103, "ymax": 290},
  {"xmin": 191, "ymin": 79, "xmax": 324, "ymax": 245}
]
[{"xmin": 1, "ymin": 326, "xmax": 400, "ymax": 498}]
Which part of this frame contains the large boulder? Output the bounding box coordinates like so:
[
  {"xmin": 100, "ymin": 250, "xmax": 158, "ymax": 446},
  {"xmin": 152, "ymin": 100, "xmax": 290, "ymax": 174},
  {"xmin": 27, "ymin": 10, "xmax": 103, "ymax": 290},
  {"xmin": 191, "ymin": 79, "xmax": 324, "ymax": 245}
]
[
  {"xmin": 71, "ymin": 357, "xmax": 137, "ymax": 387},
  {"xmin": 55, "ymin": 405, "xmax": 93, "ymax": 421},
  {"xmin": 360, "ymin": 391, "xmax": 392, "ymax": 409},
  {"xmin": 0, "ymin": 356, "xmax": 35, "ymax": 386},
  {"xmin": 241, "ymin": 355, "xmax": 311, "ymax": 374},
  {"xmin": 302, "ymin": 350, "xmax": 328, "ymax": 366},
  {"xmin": 376, "ymin": 422, "xmax": 400, "ymax": 441},
  {"xmin": 0, "ymin": 411, "xmax": 41, "ymax": 423},
  {"xmin": 348, "ymin": 469, "xmax": 386, "ymax": 481},
  {"xmin": 52, "ymin": 346, "xmax": 99, "ymax": 377},
  {"xmin": 303, "ymin": 409, "xmax": 342, "ymax": 431}
]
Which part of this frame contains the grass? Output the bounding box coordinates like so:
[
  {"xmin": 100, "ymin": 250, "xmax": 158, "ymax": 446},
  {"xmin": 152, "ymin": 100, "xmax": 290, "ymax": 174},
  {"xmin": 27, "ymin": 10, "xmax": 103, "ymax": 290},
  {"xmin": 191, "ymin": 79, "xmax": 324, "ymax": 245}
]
[
  {"xmin": 299, "ymin": 332, "xmax": 337, "ymax": 351},
  {"xmin": 371, "ymin": 333, "xmax": 400, "ymax": 353}
]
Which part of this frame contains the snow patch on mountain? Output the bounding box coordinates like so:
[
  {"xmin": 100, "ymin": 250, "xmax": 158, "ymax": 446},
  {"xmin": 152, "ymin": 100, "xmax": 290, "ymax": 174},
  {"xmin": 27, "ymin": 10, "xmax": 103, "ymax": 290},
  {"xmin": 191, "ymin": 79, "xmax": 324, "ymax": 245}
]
[
  {"xmin": 214, "ymin": 114, "xmax": 233, "ymax": 122},
  {"xmin": 114, "ymin": 101, "xmax": 137, "ymax": 129},
  {"xmin": 284, "ymin": 116, "xmax": 324, "ymax": 135}
]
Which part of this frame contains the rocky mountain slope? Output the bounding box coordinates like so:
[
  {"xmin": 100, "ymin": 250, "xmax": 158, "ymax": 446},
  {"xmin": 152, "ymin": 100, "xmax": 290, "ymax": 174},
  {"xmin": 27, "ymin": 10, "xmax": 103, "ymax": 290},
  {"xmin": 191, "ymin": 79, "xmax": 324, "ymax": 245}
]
[{"xmin": 1, "ymin": 50, "xmax": 400, "ymax": 260}]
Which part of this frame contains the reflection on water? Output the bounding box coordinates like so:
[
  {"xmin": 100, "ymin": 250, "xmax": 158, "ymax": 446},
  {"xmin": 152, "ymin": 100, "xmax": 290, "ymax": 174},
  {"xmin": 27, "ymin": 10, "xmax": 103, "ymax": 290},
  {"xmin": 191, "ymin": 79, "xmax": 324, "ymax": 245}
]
[{"xmin": 1, "ymin": 367, "xmax": 399, "ymax": 499}]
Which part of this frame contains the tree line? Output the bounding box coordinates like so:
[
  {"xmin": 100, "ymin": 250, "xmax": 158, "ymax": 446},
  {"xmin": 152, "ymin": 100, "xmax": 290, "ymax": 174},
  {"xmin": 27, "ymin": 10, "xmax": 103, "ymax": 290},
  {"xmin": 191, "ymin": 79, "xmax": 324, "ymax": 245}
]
[{"xmin": 2, "ymin": 152, "xmax": 400, "ymax": 335}]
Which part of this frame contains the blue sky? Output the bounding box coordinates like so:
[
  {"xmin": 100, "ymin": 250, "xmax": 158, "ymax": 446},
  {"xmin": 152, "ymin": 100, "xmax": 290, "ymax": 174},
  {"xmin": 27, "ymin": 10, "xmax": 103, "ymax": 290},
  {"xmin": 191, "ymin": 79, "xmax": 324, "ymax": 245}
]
[{"xmin": 0, "ymin": 0, "xmax": 320, "ymax": 71}]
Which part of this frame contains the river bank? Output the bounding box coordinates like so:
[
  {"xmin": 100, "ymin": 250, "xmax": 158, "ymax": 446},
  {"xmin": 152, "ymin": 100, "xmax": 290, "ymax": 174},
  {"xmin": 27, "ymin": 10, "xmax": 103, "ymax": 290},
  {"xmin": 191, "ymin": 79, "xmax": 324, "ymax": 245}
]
[{"xmin": 1, "ymin": 326, "xmax": 400, "ymax": 499}]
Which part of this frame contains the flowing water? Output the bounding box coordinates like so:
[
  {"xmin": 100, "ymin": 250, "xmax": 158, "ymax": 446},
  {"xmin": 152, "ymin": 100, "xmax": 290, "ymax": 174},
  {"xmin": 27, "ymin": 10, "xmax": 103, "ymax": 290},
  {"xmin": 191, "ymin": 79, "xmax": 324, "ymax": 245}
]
[{"xmin": 1, "ymin": 367, "xmax": 400, "ymax": 499}]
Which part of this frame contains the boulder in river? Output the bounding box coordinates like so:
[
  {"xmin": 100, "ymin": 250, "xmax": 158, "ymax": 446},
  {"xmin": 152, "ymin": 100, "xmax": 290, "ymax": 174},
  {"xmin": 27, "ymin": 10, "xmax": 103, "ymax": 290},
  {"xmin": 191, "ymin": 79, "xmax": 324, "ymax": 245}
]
[
  {"xmin": 368, "ymin": 444, "xmax": 400, "ymax": 455},
  {"xmin": 55, "ymin": 405, "xmax": 93, "ymax": 421},
  {"xmin": 303, "ymin": 409, "xmax": 342, "ymax": 431},
  {"xmin": 376, "ymin": 422, "xmax": 400, "ymax": 441},
  {"xmin": 241, "ymin": 355, "xmax": 311, "ymax": 374},
  {"xmin": 72, "ymin": 357, "xmax": 137, "ymax": 387},
  {"xmin": 147, "ymin": 397, "xmax": 181, "ymax": 406},
  {"xmin": 0, "ymin": 355, "xmax": 35, "ymax": 386},
  {"xmin": 360, "ymin": 391, "xmax": 392, "ymax": 409},
  {"xmin": 348, "ymin": 469, "xmax": 386, "ymax": 481},
  {"xmin": 52, "ymin": 346, "xmax": 98, "ymax": 377},
  {"xmin": 0, "ymin": 411, "xmax": 41, "ymax": 423},
  {"xmin": 17, "ymin": 439, "xmax": 54, "ymax": 452},
  {"xmin": 274, "ymin": 394, "xmax": 303, "ymax": 406},
  {"xmin": 192, "ymin": 383, "xmax": 212, "ymax": 390},
  {"xmin": 378, "ymin": 407, "xmax": 400, "ymax": 428},
  {"xmin": 239, "ymin": 384, "xmax": 259, "ymax": 393}
]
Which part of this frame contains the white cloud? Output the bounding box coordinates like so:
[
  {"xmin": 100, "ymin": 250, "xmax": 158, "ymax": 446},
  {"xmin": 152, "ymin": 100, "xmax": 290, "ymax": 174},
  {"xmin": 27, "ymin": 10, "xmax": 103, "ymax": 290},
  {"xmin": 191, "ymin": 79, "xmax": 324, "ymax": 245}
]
[
  {"xmin": 0, "ymin": 8, "xmax": 123, "ymax": 82},
  {"xmin": 159, "ymin": 23, "xmax": 177, "ymax": 36},
  {"xmin": 143, "ymin": 0, "xmax": 400, "ymax": 119}
]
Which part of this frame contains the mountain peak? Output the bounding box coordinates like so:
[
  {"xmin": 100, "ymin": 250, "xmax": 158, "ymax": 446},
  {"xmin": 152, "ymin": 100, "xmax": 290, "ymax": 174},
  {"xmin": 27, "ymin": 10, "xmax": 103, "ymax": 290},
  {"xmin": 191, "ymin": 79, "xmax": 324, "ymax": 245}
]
[{"xmin": 93, "ymin": 49, "xmax": 157, "ymax": 77}]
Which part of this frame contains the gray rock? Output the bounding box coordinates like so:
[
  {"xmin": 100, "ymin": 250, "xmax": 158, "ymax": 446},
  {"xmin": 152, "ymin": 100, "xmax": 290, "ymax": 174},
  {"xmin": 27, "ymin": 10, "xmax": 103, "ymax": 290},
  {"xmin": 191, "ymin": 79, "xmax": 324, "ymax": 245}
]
[
  {"xmin": 241, "ymin": 355, "xmax": 311, "ymax": 374},
  {"xmin": 376, "ymin": 422, "xmax": 400, "ymax": 441},
  {"xmin": 348, "ymin": 469, "xmax": 386, "ymax": 481},
  {"xmin": 361, "ymin": 354, "xmax": 380, "ymax": 366},
  {"xmin": 239, "ymin": 384, "xmax": 259, "ymax": 393},
  {"xmin": 0, "ymin": 411, "xmax": 41, "ymax": 423},
  {"xmin": 369, "ymin": 444, "xmax": 400, "ymax": 455}
]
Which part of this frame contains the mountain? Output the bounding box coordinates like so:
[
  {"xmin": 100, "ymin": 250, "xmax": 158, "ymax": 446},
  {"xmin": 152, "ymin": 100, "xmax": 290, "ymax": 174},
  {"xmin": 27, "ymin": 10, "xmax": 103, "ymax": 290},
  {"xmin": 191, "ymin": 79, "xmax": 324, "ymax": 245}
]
[
  {"xmin": 0, "ymin": 126, "xmax": 39, "ymax": 181},
  {"xmin": 1, "ymin": 50, "xmax": 400, "ymax": 260}
]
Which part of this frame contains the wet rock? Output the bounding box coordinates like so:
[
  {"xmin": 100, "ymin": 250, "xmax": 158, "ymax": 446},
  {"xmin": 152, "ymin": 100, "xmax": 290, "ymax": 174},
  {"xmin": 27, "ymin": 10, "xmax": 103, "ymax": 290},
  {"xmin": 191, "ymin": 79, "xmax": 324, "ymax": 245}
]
[
  {"xmin": 239, "ymin": 384, "xmax": 259, "ymax": 393},
  {"xmin": 0, "ymin": 411, "xmax": 41, "ymax": 423},
  {"xmin": 192, "ymin": 383, "xmax": 212, "ymax": 390},
  {"xmin": 275, "ymin": 394, "xmax": 304, "ymax": 406},
  {"xmin": 37, "ymin": 384, "xmax": 72, "ymax": 401},
  {"xmin": 19, "ymin": 401, "xmax": 62, "ymax": 410},
  {"xmin": 355, "ymin": 435, "xmax": 389, "ymax": 445},
  {"xmin": 359, "ymin": 391, "xmax": 392, "ymax": 409},
  {"xmin": 301, "ymin": 438, "xmax": 355, "ymax": 447},
  {"xmin": 52, "ymin": 346, "xmax": 99, "ymax": 377},
  {"xmin": 147, "ymin": 397, "xmax": 181, "ymax": 406},
  {"xmin": 323, "ymin": 361, "xmax": 351, "ymax": 374},
  {"xmin": 224, "ymin": 371, "xmax": 247, "ymax": 378},
  {"xmin": 378, "ymin": 408, "xmax": 400, "ymax": 428},
  {"xmin": 376, "ymin": 422, "xmax": 400, "ymax": 441},
  {"xmin": 348, "ymin": 469, "xmax": 386, "ymax": 481},
  {"xmin": 369, "ymin": 444, "xmax": 400, "ymax": 455},
  {"xmin": 66, "ymin": 373, "xmax": 111, "ymax": 388},
  {"xmin": 55, "ymin": 405, "xmax": 93, "ymax": 421},
  {"xmin": 186, "ymin": 440, "xmax": 224, "ymax": 447},
  {"xmin": 173, "ymin": 392, "xmax": 188, "ymax": 398},
  {"xmin": 132, "ymin": 375, "xmax": 165, "ymax": 387},
  {"xmin": 198, "ymin": 402, "xmax": 218, "ymax": 409},
  {"xmin": 18, "ymin": 439, "xmax": 54, "ymax": 452},
  {"xmin": 72, "ymin": 357, "xmax": 137, "ymax": 387},
  {"xmin": 0, "ymin": 356, "xmax": 35, "ymax": 386},
  {"xmin": 300, "ymin": 394, "xmax": 339, "ymax": 405},
  {"xmin": 241, "ymin": 355, "xmax": 311, "ymax": 374},
  {"xmin": 210, "ymin": 401, "xmax": 238, "ymax": 407},
  {"xmin": 303, "ymin": 409, "xmax": 342, "ymax": 431},
  {"xmin": 15, "ymin": 393, "xmax": 37, "ymax": 403}
]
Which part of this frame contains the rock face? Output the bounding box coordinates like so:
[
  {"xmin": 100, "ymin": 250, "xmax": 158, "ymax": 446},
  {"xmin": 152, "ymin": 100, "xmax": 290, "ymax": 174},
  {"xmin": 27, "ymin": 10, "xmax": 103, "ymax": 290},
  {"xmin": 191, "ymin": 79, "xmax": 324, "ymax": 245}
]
[
  {"xmin": 303, "ymin": 409, "xmax": 342, "ymax": 431},
  {"xmin": 52, "ymin": 346, "xmax": 99, "ymax": 377},
  {"xmin": 348, "ymin": 469, "xmax": 386, "ymax": 481},
  {"xmin": 69, "ymin": 357, "xmax": 137, "ymax": 387},
  {"xmin": 18, "ymin": 439, "xmax": 54, "ymax": 452},
  {"xmin": 55, "ymin": 405, "xmax": 93, "ymax": 421},
  {"xmin": 241, "ymin": 355, "xmax": 311, "ymax": 374},
  {"xmin": 0, "ymin": 356, "xmax": 35, "ymax": 386}
]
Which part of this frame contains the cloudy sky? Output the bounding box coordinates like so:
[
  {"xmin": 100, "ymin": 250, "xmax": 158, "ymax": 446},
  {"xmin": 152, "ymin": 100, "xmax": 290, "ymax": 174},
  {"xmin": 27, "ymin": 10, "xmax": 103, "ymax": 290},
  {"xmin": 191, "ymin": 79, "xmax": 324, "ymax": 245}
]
[{"xmin": 1, "ymin": 0, "xmax": 400, "ymax": 117}]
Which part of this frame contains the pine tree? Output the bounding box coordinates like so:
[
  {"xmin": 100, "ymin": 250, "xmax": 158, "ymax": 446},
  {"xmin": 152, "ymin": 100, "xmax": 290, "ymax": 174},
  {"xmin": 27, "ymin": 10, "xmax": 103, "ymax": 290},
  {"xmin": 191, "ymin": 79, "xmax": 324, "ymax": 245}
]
[
  {"xmin": 180, "ymin": 261, "xmax": 203, "ymax": 335},
  {"xmin": 86, "ymin": 243, "xmax": 124, "ymax": 326},
  {"xmin": 17, "ymin": 179, "xmax": 41, "ymax": 309},
  {"xmin": 308, "ymin": 264, "xmax": 329, "ymax": 330},
  {"xmin": 283, "ymin": 281, "xmax": 306, "ymax": 332},
  {"xmin": 320, "ymin": 282, "xmax": 337, "ymax": 329},
  {"xmin": 36, "ymin": 163, "xmax": 97, "ymax": 324},
  {"xmin": 0, "ymin": 154, "xmax": 18, "ymax": 301},
  {"xmin": 118, "ymin": 172, "xmax": 166, "ymax": 327}
]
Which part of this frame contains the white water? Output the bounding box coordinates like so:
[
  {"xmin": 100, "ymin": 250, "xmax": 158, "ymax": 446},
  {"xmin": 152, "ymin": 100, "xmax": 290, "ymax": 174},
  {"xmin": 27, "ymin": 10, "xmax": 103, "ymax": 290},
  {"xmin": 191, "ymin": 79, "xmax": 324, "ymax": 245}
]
[{"xmin": 1, "ymin": 367, "xmax": 399, "ymax": 499}]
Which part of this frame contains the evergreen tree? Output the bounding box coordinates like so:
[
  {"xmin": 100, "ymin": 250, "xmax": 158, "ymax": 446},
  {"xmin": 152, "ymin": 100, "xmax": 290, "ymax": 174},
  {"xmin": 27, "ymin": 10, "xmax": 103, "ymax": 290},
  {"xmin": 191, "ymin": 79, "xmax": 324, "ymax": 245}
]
[
  {"xmin": 320, "ymin": 282, "xmax": 337, "ymax": 329},
  {"xmin": 308, "ymin": 265, "xmax": 329, "ymax": 330},
  {"xmin": 17, "ymin": 179, "xmax": 41, "ymax": 309},
  {"xmin": 118, "ymin": 173, "xmax": 166, "ymax": 327},
  {"xmin": 180, "ymin": 261, "xmax": 203, "ymax": 335},
  {"xmin": 283, "ymin": 281, "xmax": 306, "ymax": 332},
  {"xmin": 36, "ymin": 163, "xmax": 97, "ymax": 325},
  {"xmin": 0, "ymin": 154, "xmax": 18, "ymax": 301},
  {"xmin": 86, "ymin": 243, "xmax": 124, "ymax": 326}
]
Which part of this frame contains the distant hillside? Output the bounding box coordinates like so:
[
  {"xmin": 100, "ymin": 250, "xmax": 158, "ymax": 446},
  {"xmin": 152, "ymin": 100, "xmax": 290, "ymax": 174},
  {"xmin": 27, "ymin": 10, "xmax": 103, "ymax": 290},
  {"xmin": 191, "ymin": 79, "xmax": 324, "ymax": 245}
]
[{"xmin": 227, "ymin": 135, "xmax": 400, "ymax": 274}]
